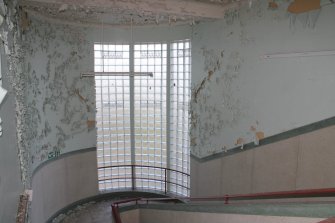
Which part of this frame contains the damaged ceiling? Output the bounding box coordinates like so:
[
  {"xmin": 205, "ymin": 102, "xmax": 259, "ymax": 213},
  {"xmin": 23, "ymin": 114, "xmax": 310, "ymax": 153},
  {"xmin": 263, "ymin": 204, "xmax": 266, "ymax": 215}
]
[{"xmin": 19, "ymin": 0, "xmax": 246, "ymax": 26}]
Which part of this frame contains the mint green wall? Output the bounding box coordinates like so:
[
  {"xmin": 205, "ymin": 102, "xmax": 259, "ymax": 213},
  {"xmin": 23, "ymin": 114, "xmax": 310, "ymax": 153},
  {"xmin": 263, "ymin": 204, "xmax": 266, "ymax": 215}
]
[{"xmin": 191, "ymin": 2, "xmax": 335, "ymax": 157}]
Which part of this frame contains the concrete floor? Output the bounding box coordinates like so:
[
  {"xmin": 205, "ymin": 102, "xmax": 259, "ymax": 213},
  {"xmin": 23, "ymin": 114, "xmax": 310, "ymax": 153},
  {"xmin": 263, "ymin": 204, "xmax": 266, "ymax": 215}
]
[
  {"xmin": 52, "ymin": 200, "xmax": 113, "ymax": 223},
  {"xmin": 50, "ymin": 191, "xmax": 168, "ymax": 223}
]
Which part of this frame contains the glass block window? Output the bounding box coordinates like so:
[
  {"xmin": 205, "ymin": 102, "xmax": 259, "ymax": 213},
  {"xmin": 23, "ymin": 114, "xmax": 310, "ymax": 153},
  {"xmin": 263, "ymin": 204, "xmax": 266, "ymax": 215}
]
[
  {"xmin": 95, "ymin": 40, "xmax": 191, "ymax": 196},
  {"xmin": 170, "ymin": 40, "xmax": 191, "ymax": 196}
]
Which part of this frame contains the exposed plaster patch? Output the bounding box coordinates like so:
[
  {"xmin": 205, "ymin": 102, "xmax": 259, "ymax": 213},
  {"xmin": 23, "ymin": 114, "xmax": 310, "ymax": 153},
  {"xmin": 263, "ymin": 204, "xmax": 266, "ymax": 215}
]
[
  {"xmin": 256, "ymin": 131, "xmax": 264, "ymax": 140},
  {"xmin": 235, "ymin": 137, "xmax": 245, "ymax": 145},
  {"xmin": 250, "ymin": 121, "xmax": 265, "ymax": 145},
  {"xmin": 16, "ymin": 193, "xmax": 29, "ymax": 223},
  {"xmin": 22, "ymin": 3, "xmax": 205, "ymax": 27},
  {"xmin": 87, "ymin": 120, "xmax": 95, "ymax": 130},
  {"xmin": 190, "ymin": 49, "xmax": 243, "ymax": 157},
  {"xmin": 268, "ymin": 1, "xmax": 279, "ymax": 10},
  {"xmin": 288, "ymin": 0, "xmax": 321, "ymax": 14}
]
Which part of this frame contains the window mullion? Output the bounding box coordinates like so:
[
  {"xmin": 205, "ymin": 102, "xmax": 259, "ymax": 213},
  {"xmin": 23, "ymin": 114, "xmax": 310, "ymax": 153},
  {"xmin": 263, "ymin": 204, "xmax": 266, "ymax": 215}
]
[
  {"xmin": 129, "ymin": 43, "xmax": 136, "ymax": 190},
  {"xmin": 166, "ymin": 42, "xmax": 171, "ymax": 193}
]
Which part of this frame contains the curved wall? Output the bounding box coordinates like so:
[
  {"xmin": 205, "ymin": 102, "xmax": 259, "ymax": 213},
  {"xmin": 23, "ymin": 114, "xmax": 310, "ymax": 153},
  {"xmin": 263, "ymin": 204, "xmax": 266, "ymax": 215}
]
[
  {"xmin": 191, "ymin": 123, "xmax": 335, "ymax": 197},
  {"xmin": 31, "ymin": 148, "xmax": 99, "ymax": 223}
]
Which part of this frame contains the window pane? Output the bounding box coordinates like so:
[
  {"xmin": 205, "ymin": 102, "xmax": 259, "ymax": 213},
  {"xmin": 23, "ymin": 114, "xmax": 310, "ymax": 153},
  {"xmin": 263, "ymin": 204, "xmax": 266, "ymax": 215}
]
[
  {"xmin": 170, "ymin": 40, "xmax": 191, "ymax": 196},
  {"xmin": 95, "ymin": 43, "xmax": 131, "ymax": 191},
  {"xmin": 134, "ymin": 43, "xmax": 167, "ymax": 192}
]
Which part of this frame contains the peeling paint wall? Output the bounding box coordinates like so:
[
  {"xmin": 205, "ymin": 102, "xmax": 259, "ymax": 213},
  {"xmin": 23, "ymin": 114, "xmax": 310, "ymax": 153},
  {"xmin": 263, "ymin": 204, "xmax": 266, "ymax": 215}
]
[
  {"xmin": 191, "ymin": 1, "xmax": 335, "ymax": 157},
  {"xmin": 23, "ymin": 18, "xmax": 97, "ymax": 173},
  {"xmin": 0, "ymin": 0, "xmax": 24, "ymax": 222},
  {"xmin": 23, "ymin": 17, "xmax": 191, "ymax": 176}
]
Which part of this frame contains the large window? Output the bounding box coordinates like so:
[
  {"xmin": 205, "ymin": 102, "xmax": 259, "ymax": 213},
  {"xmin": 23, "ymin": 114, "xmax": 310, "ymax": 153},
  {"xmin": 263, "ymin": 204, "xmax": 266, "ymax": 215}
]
[{"xmin": 95, "ymin": 40, "xmax": 191, "ymax": 196}]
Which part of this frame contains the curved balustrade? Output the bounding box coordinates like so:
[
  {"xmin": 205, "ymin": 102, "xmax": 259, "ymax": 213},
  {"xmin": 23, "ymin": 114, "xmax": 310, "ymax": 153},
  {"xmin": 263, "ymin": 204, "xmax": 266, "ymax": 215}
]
[{"xmin": 98, "ymin": 164, "xmax": 190, "ymax": 195}]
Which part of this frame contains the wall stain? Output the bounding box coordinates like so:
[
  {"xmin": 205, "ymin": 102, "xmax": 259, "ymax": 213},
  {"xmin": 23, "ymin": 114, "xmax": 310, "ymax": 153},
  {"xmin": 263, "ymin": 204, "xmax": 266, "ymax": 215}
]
[
  {"xmin": 235, "ymin": 137, "xmax": 245, "ymax": 145},
  {"xmin": 268, "ymin": 1, "xmax": 279, "ymax": 10},
  {"xmin": 190, "ymin": 49, "xmax": 243, "ymax": 157},
  {"xmin": 86, "ymin": 120, "xmax": 95, "ymax": 131},
  {"xmin": 256, "ymin": 131, "xmax": 265, "ymax": 140},
  {"xmin": 288, "ymin": 0, "xmax": 321, "ymax": 14},
  {"xmin": 192, "ymin": 77, "xmax": 206, "ymax": 104}
]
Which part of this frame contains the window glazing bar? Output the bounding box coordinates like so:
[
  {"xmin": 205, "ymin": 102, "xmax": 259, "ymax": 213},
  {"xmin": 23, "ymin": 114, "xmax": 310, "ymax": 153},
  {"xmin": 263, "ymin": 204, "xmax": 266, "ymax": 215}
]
[
  {"xmin": 129, "ymin": 43, "xmax": 136, "ymax": 190},
  {"xmin": 166, "ymin": 42, "xmax": 171, "ymax": 192}
]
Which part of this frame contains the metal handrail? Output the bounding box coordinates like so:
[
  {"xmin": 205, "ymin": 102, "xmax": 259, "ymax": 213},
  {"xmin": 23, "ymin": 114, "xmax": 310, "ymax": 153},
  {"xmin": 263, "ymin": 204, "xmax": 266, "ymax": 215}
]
[
  {"xmin": 111, "ymin": 187, "xmax": 335, "ymax": 223},
  {"xmin": 98, "ymin": 164, "xmax": 190, "ymax": 194},
  {"xmin": 317, "ymin": 217, "xmax": 335, "ymax": 223},
  {"xmin": 98, "ymin": 164, "xmax": 190, "ymax": 176},
  {"xmin": 194, "ymin": 187, "xmax": 335, "ymax": 204}
]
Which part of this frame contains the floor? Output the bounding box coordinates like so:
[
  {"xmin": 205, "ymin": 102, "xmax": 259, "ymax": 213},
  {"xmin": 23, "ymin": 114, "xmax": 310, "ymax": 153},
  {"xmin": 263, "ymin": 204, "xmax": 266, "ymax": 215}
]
[
  {"xmin": 52, "ymin": 200, "xmax": 114, "ymax": 223},
  {"xmin": 50, "ymin": 191, "xmax": 166, "ymax": 223}
]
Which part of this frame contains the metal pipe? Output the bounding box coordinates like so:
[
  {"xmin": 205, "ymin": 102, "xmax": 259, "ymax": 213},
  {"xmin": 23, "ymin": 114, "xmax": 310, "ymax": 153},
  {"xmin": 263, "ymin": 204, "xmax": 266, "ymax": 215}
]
[
  {"xmin": 165, "ymin": 169, "xmax": 167, "ymax": 194},
  {"xmin": 262, "ymin": 50, "xmax": 335, "ymax": 59},
  {"xmin": 111, "ymin": 204, "xmax": 122, "ymax": 223},
  {"xmin": 131, "ymin": 165, "xmax": 135, "ymax": 191},
  {"xmin": 187, "ymin": 187, "xmax": 335, "ymax": 204},
  {"xmin": 80, "ymin": 72, "xmax": 153, "ymax": 78}
]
